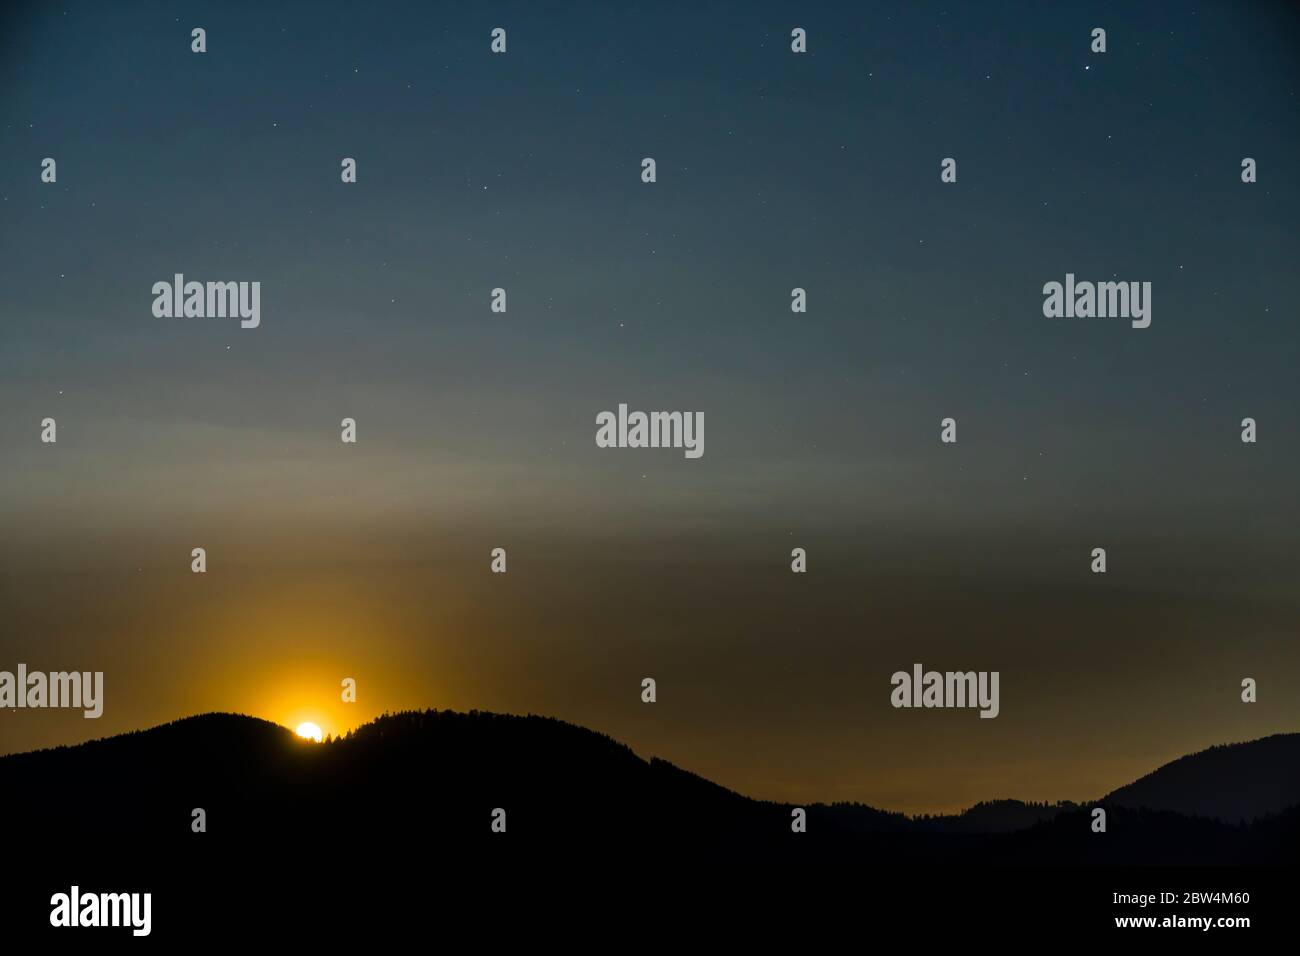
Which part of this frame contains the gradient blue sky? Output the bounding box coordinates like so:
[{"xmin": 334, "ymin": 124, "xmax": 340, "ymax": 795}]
[{"xmin": 2, "ymin": 1, "xmax": 1298, "ymax": 813}]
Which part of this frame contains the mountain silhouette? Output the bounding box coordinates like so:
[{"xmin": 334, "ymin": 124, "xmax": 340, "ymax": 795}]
[
  {"xmin": 912, "ymin": 799, "xmax": 1080, "ymax": 834},
  {"xmin": 1, "ymin": 710, "xmax": 1295, "ymax": 865},
  {"xmin": 1102, "ymin": 733, "xmax": 1300, "ymax": 822}
]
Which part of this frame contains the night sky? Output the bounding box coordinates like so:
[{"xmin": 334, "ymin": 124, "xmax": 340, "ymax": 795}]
[{"xmin": 2, "ymin": 1, "xmax": 1297, "ymax": 814}]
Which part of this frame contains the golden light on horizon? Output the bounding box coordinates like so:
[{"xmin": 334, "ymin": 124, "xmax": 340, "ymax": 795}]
[{"xmin": 295, "ymin": 721, "xmax": 324, "ymax": 743}]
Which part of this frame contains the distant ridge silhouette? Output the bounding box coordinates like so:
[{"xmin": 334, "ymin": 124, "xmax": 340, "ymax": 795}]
[
  {"xmin": 1, "ymin": 710, "xmax": 1295, "ymax": 864},
  {"xmin": 1103, "ymin": 733, "xmax": 1300, "ymax": 822}
]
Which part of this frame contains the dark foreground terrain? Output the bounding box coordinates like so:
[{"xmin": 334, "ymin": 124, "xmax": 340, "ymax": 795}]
[
  {"xmin": 2, "ymin": 711, "xmax": 1294, "ymax": 940},
  {"xmin": 3, "ymin": 710, "xmax": 1297, "ymax": 859}
]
